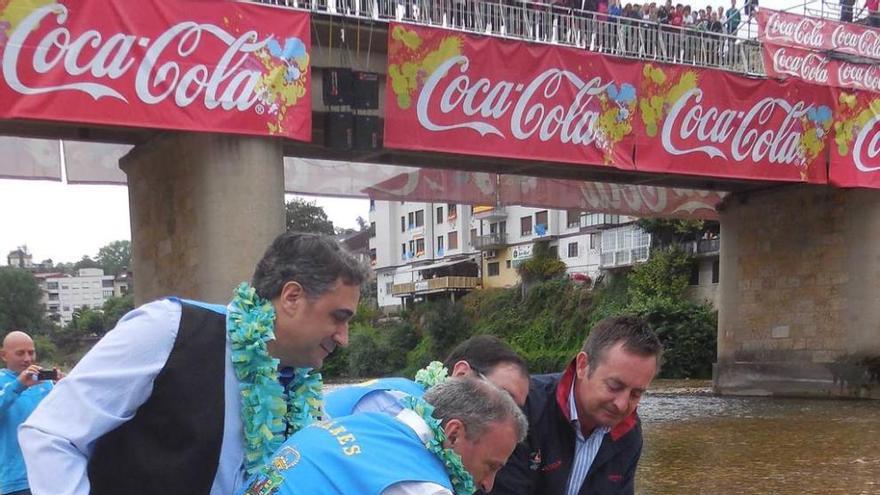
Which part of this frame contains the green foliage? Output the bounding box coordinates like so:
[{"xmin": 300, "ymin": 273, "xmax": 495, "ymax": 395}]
[
  {"xmin": 96, "ymin": 240, "xmax": 131, "ymax": 276},
  {"xmin": 102, "ymin": 294, "xmax": 135, "ymax": 330},
  {"xmin": 0, "ymin": 267, "xmax": 45, "ymax": 333},
  {"xmin": 516, "ymin": 241, "xmax": 567, "ymax": 283},
  {"xmin": 68, "ymin": 307, "xmax": 105, "ymax": 335},
  {"xmin": 72, "ymin": 255, "xmax": 102, "ymax": 271},
  {"xmin": 635, "ymin": 299, "xmax": 717, "ymax": 379},
  {"xmin": 422, "ymin": 300, "xmax": 472, "ymax": 359},
  {"xmin": 627, "ymin": 247, "xmax": 693, "ymax": 307},
  {"xmin": 346, "ymin": 325, "xmax": 392, "ymax": 377},
  {"xmin": 637, "ymin": 218, "xmax": 706, "ymax": 245},
  {"xmin": 285, "ymin": 198, "xmax": 335, "ymax": 235},
  {"xmin": 33, "ymin": 334, "xmax": 58, "ymax": 364}
]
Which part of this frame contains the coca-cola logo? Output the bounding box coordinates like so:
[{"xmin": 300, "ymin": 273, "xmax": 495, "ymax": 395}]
[
  {"xmin": 838, "ymin": 62, "xmax": 880, "ymax": 91},
  {"xmin": 763, "ymin": 11, "xmax": 826, "ymax": 49},
  {"xmin": 830, "ymin": 25, "xmax": 880, "ymax": 59},
  {"xmin": 853, "ymin": 114, "xmax": 880, "ymax": 172},
  {"xmin": 578, "ymin": 182, "xmax": 721, "ymax": 217},
  {"xmin": 2, "ymin": 4, "xmax": 279, "ymax": 112},
  {"xmin": 661, "ymin": 88, "xmax": 811, "ymax": 165},
  {"xmin": 415, "ymin": 55, "xmax": 617, "ymax": 147},
  {"xmin": 770, "ymin": 46, "xmax": 829, "ymax": 84}
]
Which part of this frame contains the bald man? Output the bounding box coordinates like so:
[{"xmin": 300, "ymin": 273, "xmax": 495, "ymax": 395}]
[{"xmin": 1, "ymin": 331, "xmax": 57, "ymax": 495}]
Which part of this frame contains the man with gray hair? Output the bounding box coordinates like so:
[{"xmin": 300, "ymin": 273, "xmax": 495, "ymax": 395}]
[
  {"xmin": 21, "ymin": 232, "xmax": 369, "ymax": 495},
  {"xmin": 240, "ymin": 376, "xmax": 528, "ymax": 495}
]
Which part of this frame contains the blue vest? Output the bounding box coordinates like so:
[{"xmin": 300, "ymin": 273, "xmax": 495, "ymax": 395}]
[
  {"xmin": 323, "ymin": 378, "xmax": 426, "ymax": 418},
  {"xmin": 240, "ymin": 412, "xmax": 452, "ymax": 495}
]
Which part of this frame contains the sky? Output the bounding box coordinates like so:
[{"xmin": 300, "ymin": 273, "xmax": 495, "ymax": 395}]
[
  {"xmin": 0, "ymin": 0, "xmax": 813, "ymax": 264},
  {"xmin": 0, "ymin": 177, "xmax": 369, "ymax": 264}
]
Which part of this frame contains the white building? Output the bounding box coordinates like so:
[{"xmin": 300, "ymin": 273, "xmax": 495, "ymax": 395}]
[
  {"xmin": 43, "ymin": 268, "xmax": 117, "ymax": 324},
  {"xmin": 369, "ymin": 200, "xmax": 651, "ymax": 310}
]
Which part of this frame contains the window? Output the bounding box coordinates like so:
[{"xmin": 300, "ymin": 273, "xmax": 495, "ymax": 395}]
[
  {"xmin": 549, "ymin": 245, "xmax": 558, "ymax": 258},
  {"xmin": 521, "ymin": 216, "xmax": 533, "ymax": 236},
  {"xmin": 448, "ymin": 231, "xmax": 459, "ymax": 250},
  {"xmin": 415, "ymin": 210, "xmax": 425, "ymax": 227},
  {"xmin": 499, "ymin": 221, "xmax": 507, "ymax": 234},
  {"xmin": 590, "ymin": 233, "xmax": 597, "ymax": 250},
  {"xmin": 370, "ymin": 222, "xmax": 376, "ymax": 238},
  {"xmin": 62, "ymin": 305, "xmax": 69, "ymax": 312},
  {"xmin": 401, "ymin": 243, "xmax": 407, "ymax": 258},
  {"xmin": 102, "ymin": 279, "xmax": 114, "ymax": 288},
  {"xmin": 437, "ymin": 206, "xmax": 444, "ymax": 223},
  {"xmin": 370, "ymin": 248, "xmax": 377, "ymax": 264},
  {"xmin": 470, "ymin": 228, "xmax": 477, "ymax": 245},
  {"xmin": 566, "ymin": 210, "xmax": 581, "ymax": 228},
  {"xmin": 385, "ymin": 282, "xmax": 393, "ymax": 294},
  {"xmin": 568, "ymin": 242, "xmax": 578, "ymax": 258},
  {"xmin": 415, "ymin": 238, "xmax": 425, "ymax": 256},
  {"xmin": 712, "ymin": 259, "xmax": 720, "ymax": 284},
  {"xmin": 47, "ymin": 282, "xmax": 58, "ymax": 290},
  {"xmin": 401, "ymin": 216, "xmax": 406, "ymax": 233},
  {"xmin": 408, "ymin": 212, "xmax": 415, "ymax": 229},
  {"xmin": 437, "ymin": 235, "xmax": 445, "ymax": 254},
  {"xmin": 488, "ymin": 262, "xmax": 500, "ymax": 276},
  {"xmin": 689, "ymin": 264, "xmax": 700, "ymax": 285},
  {"xmin": 48, "ymin": 293, "xmax": 59, "ymax": 301},
  {"xmin": 448, "ymin": 204, "xmax": 457, "ymax": 220},
  {"xmin": 535, "ymin": 210, "xmax": 549, "ymax": 235},
  {"xmin": 103, "ymin": 290, "xmax": 114, "ymax": 297},
  {"xmin": 61, "ymin": 284, "xmax": 68, "ymax": 290},
  {"xmin": 408, "ymin": 240, "xmax": 415, "ymax": 254},
  {"xmin": 489, "ymin": 222, "xmax": 498, "ymax": 234},
  {"xmin": 506, "ymin": 260, "xmax": 511, "ymax": 268}
]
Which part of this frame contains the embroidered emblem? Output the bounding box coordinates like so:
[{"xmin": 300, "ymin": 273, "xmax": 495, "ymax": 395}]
[
  {"xmin": 541, "ymin": 460, "xmax": 562, "ymax": 473},
  {"xmin": 608, "ymin": 473, "xmax": 623, "ymax": 482},
  {"xmin": 272, "ymin": 446, "xmax": 301, "ymax": 471},
  {"xmin": 243, "ymin": 469, "xmax": 285, "ymax": 495}
]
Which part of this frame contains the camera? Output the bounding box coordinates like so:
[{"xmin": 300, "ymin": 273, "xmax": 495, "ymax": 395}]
[{"xmin": 36, "ymin": 369, "xmax": 58, "ymax": 381}]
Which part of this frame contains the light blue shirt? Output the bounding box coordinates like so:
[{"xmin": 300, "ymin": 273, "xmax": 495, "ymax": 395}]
[
  {"xmin": 564, "ymin": 382, "xmax": 611, "ymax": 495},
  {"xmin": 19, "ymin": 299, "xmax": 246, "ymax": 495},
  {"xmin": 0, "ymin": 368, "xmax": 53, "ymax": 493}
]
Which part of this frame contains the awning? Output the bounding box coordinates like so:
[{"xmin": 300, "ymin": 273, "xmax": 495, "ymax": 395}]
[{"xmin": 396, "ymin": 256, "xmax": 478, "ymax": 274}]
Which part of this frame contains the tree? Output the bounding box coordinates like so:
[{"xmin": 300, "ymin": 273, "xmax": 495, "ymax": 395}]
[
  {"xmin": 102, "ymin": 294, "xmax": 135, "ymax": 330},
  {"xmin": 96, "ymin": 240, "xmax": 131, "ymax": 276},
  {"xmin": 0, "ymin": 268, "xmax": 45, "ymax": 333},
  {"xmin": 73, "ymin": 255, "xmax": 102, "ymax": 272},
  {"xmin": 355, "ymin": 216, "xmax": 368, "ymax": 231},
  {"xmin": 285, "ymin": 198, "xmax": 335, "ymax": 235},
  {"xmin": 626, "ymin": 247, "xmax": 694, "ymax": 308}
]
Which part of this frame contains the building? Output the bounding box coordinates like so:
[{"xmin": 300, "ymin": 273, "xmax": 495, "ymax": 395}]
[
  {"xmin": 369, "ymin": 200, "xmax": 656, "ymax": 311},
  {"xmin": 7, "ymin": 246, "xmax": 33, "ymax": 268},
  {"xmin": 42, "ymin": 268, "xmax": 117, "ymax": 324}
]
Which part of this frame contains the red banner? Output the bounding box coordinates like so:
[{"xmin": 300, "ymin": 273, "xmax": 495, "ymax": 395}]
[
  {"xmin": 758, "ymin": 9, "xmax": 880, "ymax": 60},
  {"xmin": 829, "ymin": 91, "xmax": 880, "ymax": 187},
  {"xmin": 633, "ymin": 63, "xmax": 830, "ymax": 183},
  {"xmin": 384, "ymin": 23, "xmax": 640, "ymax": 169},
  {"xmin": 0, "ymin": 0, "xmax": 311, "ymax": 140},
  {"xmin": 763, "ymin": 42, "xmax": 880, "ymax": 93}
]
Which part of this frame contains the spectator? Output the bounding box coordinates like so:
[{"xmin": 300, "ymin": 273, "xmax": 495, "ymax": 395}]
[
  {"xmin": 841, "ymin": 0, "xmax": 854, "ymax": 22},
  {"xmin": 868, "ymin": 0, "xmax": 880, "ymax": 27},
  {"xmin": 726, "ymin": 0, "xmax": 741, "ymax": 34}
]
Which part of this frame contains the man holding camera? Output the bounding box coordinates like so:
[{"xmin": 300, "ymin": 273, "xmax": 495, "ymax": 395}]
[{"xmin": 1, "ymin": 331, "xmax": 58, "ymax": 495}]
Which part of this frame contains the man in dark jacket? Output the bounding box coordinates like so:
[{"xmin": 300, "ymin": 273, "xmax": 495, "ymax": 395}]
[{"xmin": 488, "ymin": 315, "xmax": 662, "ymax": 495}]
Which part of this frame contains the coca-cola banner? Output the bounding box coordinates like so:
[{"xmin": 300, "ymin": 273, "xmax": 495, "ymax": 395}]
[
  {"xmin": 384, "ymin": 23, "xmax": 640, "ymax": 169},
  {"xmin": 0, "ymin": 0, "xmax": 311, "ymax": 140},
  {"xmin": 634, "ymin": 63, "xmax": 830, "ymax": 183},
  {"xmin": 829, "ymin": 91, "xmax": 880, "ymax": 187},
  {"xmin": 758, "ymin": 9, "xmax": 880, "ymax": 61},
  {"xmin": 763, "ymin": 42, "xmax": 880, "ymax": 93}
]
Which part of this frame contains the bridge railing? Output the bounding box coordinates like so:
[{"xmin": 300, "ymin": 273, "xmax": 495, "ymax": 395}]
[{"xmin": 249, "ymin": 0, "xmax": 765, "ymax": 76}]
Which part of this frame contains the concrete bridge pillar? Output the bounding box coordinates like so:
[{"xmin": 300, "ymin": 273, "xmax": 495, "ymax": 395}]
[
  {"xmin": 715, "ymin": 185, "xmax": 880, "ymax": 398},
  {"xmin": 121, "ymin": 133, "xmax": 285, "ymax": 305}
]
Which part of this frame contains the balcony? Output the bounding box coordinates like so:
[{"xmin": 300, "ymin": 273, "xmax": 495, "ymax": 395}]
[
  {"xmin": 473, "ymin": 232, "xmax": 508, "ymax": 250},
  {"xmin": 392, "ymin": 276, "xmax": 480, "ymax": 297},
  {"xmin": 473, "ymin": 205, "xmax": 507, "ymax": 221},
  {"xmin": 250, "ymin": 0, "xmax": 764, "ymax": 76},
  {"xmin": 682, "ymin": 237, "xmax": 721, "ymax": 256}
]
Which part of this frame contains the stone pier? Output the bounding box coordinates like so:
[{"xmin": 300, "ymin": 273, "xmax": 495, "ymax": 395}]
[
  {"xmin": 715, "ymin": 185, "xmax": 880, "ymax": 399},
  {"xmin": 122, "ymin": 133, "xmax": 285, "ymax": 304}
]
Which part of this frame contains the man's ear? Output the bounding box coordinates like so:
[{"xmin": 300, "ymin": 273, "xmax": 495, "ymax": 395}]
[
  {"xmin": 443, "ymin": 418, "xmax": 466, "ymax": 448},
  {"xmin": 450, "ymin": 360, "xmax": 473, "ymax": 378},
  {"xmin": 276, "ymin": 281, "xmax": 306, "ymax": 317},
  {"xmin": 576, "ymin": 351, "xmax": 589, "ymax": 380}
]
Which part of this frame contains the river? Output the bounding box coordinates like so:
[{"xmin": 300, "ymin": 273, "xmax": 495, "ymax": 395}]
[{"xmin": 637, "ymin": 380, "xmax": 880, "ymax": 495}]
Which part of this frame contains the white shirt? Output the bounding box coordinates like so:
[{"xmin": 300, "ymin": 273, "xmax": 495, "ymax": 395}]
[
  {"xmin": 19, "ymin": 299, "xmax": 246, "ymax": 495},
  {"xmin": 564, "ymin": 383, "xmax": 611, "ymax": 495}
]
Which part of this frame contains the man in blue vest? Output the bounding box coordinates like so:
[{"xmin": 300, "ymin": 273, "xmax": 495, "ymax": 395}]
[
  {"xmin": 20, "ymin": 232, "xmax": 370, "ymax": 495},
  {"xmin": 240, "ymin": 377, "xmax": 529, "ymax": 495},
  {"xmin": 1, "ymin": 331, "xmax": 58, "ymax": 495},
  {"xmin": 489, "ymin": 315, "xmax": 662, "ymax": 495},
  {"xmin": 324, "ymin": 335, "xmax": 529, "ymax": 419}
]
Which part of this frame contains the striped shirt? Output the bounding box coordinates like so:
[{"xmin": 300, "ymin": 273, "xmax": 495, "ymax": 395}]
[{"xmin": 564, "ymin": 384, "xmax": 611, "ymax": 495}]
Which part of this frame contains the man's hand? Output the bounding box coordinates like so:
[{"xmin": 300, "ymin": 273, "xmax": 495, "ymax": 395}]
[{"xmin": 18, "ymin": 364, "xmax": 41, "ymax": 388}]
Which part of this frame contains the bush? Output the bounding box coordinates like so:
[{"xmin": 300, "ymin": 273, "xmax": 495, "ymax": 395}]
[
  {"xmin": 636, "ymin": 299, "xmax": 717, "ymax": 379},
  {"xmin": 627, "ymin": 247, "xmax": 693, "ymax": 307}
]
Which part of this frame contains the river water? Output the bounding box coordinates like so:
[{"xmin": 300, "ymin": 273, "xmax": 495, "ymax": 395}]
[{"xmin": 636, "ymin": 380, "xmax": 880, "ymax": 495}]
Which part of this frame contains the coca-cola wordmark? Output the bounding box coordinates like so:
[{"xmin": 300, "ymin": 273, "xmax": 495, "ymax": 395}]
[
  {"xmin": 759, "ymin": 9, "xmax": 880, "ymax": 61},
  {"xmin": 763, "ymin": 42, "xmax": 880, "ymax": 93},
  {"xmin": 0, "ymin": 0, "xmax": 311, "ymax": 140}
]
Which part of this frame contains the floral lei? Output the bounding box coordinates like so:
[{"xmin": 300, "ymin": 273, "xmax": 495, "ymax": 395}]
[
  {"xmin": 401, "ymin": 394, "xmax": 476, "ymax": 495},
  {"xmin": 227, "ymin": 282, "xmax": 324, "ymax": 476},
  {"xmin": 414, "ymin": 360, "xmax": 449, "ymax": 389}
]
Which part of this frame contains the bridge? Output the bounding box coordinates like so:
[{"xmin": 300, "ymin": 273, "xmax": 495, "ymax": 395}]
[{"xmin": 1, "ymin": 0, "xmax": 879, "ymax": 398}]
